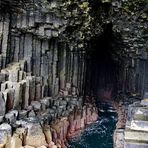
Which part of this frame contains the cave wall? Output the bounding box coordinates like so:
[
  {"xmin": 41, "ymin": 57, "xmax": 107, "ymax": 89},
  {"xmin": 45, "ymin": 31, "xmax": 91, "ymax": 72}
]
[
  {"xmin": 84, "ymin": 24, "xmax": 121, "ymax": 98},
  {"xmin": 84, "ymin": 32, "xmax": 148, "ymax": 98},
  {"xmin": 118, "ymin": 54, "xmax": 148, "ymax": 97},
  {"xmin": 0, "ymin": 0, "xmax": 147, "ymax": 99},
  {"xmin": 0, "ymin": 10, "xmax": 86, "ymax": 97}
]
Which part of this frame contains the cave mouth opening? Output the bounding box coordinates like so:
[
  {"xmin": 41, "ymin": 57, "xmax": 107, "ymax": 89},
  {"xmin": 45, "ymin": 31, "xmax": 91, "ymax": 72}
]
[
  {"xmin": 68, "ymin": 23, "xmax": 122, "ymax": 148},
  {"xmin": 84, "ymin": 23, "xmax": 122, "ymax": 102}
]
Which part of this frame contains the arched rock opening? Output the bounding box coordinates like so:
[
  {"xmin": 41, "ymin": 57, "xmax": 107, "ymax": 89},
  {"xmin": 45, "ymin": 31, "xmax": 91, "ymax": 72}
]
[{"xmin": 84, "ymin": 23, "xmax": 123, "ymax": 100}]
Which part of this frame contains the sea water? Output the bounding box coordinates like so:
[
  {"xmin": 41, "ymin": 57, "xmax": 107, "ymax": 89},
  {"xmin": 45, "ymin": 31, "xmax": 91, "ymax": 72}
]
[{"xmin": 68, "ymin": 103, "xmax": 117, "ymax": 148}]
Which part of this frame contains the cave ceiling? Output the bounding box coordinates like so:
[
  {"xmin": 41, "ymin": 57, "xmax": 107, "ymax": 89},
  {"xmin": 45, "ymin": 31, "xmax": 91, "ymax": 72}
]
[{"xmin": 0, "ymin": 0, "xmax": 148, "ymax": 61}]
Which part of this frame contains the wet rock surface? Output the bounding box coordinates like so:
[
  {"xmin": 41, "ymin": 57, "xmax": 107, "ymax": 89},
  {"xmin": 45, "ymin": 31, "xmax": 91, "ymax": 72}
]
[
  {"xmin": 114, "ymin": 94, "xmax": 148, "ymax": 148},
  {"xmin": 68, "ymin": 103, "xmax": 117, "ymax": 148},
  {"xmin": 0, "ymin": 1, "xmax": 147, "ymax": 148},
  {"xmin": 0, "ymin": 101, "xmax": 98, "ymax": 148},
  {"xmin": 0, "ymin": 61, "xmax": 98, "ymax": 148}
]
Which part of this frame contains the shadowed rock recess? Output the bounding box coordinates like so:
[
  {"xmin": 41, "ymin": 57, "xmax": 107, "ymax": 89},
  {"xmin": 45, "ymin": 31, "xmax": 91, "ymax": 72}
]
[{"xmin": 0, "ymin": 0, "xmax": 148, "ymax": 148}]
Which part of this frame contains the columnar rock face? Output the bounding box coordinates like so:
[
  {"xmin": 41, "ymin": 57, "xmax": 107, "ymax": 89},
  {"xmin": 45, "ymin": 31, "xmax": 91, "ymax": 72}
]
[
  {"xmin": 114, "ymin": 97, "xmax": 148, "ymax": 148},
  {"xmin": 0, "ymin": 19, "xmax": 98, "ymax": 146},
  {"xmin": 0, "ymin": 0, "xmax": 147, "ymax": 97},
  {"xmin": 0, "ymin": 28, "xmax": 98, "ymax": 148},
  {"xmin": 0, "ymin": 1, "xmax": 86, "ymax": 96},
  {"xmin": 0, "ymin": 1, "xmax": 147, "ymax": 148},
  {"xmin": 0, "ymin": 85, "xmax": 98, "ymax": 147}
]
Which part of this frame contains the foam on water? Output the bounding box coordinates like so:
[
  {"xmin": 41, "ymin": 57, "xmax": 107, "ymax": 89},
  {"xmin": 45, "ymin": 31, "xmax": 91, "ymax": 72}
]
[{"xmin": 68, "ymin": 104, "xmax": 117, "ymax": 148}]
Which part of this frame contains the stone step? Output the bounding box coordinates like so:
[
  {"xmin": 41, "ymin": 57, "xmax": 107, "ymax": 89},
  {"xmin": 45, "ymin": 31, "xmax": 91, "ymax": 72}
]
[
  {"xmin": 124, "ymin": 141, "xmax": 148, "ymax": 148},
  {"xmin": 124, "ymin": 130, "xmax": 148, "ymax": 143}
]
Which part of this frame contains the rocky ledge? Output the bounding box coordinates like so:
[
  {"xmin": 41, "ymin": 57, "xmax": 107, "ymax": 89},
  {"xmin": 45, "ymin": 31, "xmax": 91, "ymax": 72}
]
[
  {"xmin": 114, "ymin": 95, "xmax": 148, "ymax": 148},
  {"xmin": 0, "ymin": 102, "xmax": 98, "ymax": 148},
  {"xmin": 0, "ymin": 61, "xmax": 98, "ymax": 148}
]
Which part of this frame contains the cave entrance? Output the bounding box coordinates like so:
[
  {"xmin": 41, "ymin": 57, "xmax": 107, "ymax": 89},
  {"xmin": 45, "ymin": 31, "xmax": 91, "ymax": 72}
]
[{"xmin": 84, "ymin": 23, "xmax": 122, "ymax": 101}]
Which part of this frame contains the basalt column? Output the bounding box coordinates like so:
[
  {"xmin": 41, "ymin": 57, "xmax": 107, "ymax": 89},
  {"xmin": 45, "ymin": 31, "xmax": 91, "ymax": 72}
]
[{"xmin": 0, "ymin": 9, "xmax": 87, "ymax": 97}]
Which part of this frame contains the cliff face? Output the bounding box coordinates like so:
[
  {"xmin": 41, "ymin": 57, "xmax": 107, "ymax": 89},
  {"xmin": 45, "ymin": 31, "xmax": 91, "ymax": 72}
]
[
  {"xmin": 0, "ymin": 2, "xmax": 101, "ymax": 147},
  {"xmin": 0, "ymin": 0, "xmax": 147, "ymax": 123},
  {"xmin": 0, "ymin": 1, "xmax": 84, "ymax": 96},
  {"xmin": 0, "ymin": 0, "xmax": 109, "ymax": 96},
  {"xmin": 0, "ymin": 0, "xmax": 147, "ymax": 98},
  {"xmin": 0, "ymin": 0, "xmax": 148, "ymax": 148}
]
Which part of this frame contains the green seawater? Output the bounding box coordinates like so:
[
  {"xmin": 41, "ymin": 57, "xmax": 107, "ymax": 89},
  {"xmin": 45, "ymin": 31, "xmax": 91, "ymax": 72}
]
[{"xmin": 68, "ymin": 104, "xmax": 117, "ymax": 148}]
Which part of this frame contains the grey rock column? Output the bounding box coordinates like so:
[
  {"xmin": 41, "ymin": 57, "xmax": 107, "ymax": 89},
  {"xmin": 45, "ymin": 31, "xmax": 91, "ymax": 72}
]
[
  {"xmin": 32, "ymin": 37, "xmax": 41, "ymax": 76},
  {"xmin": 19, "ymin": 34, "xmax": 25, "ymax": 60},
  {"xmin": 21, "ymin": 12, "xmax": 27, "ymax": 29},
  {"xmin": 16, "ymin": 13, "xmax": 22, "ymax": 28},
  {"xmin": 1, "ymin": 13, "xmax": 10, "ymax": 68},
  {"xmin": 13, "ymin": 36, "xmax": 20, "ymax": 62},
  {"xmin": 72, "ymin": 52, "xmax": 78, "ymax": 87},
  {"xmin": 41, "ymin": 40, "xmax": 49, "ymax": 96},
  {"xmin": 59, "ymin": 43, "xmax": 66, "ymax": 89},
  {"xmin": 13, "ymin": 82, "xmax": 23, "ymax": 109},
  {"xmin": 0, "ymin": 92, "xmax": 6, "ymax": 116},
  {"xmin": 28, "ymin": 11, "xmax": 35, "ymax": 27},
  {"xmin": 24, "ymin": 34, "xmax": 33, "ymax": 72}
]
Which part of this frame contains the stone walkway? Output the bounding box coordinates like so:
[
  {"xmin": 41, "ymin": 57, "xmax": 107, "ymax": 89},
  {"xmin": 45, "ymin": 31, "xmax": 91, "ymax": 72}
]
[{"xmin": 114, "ymin": 96, "xmax": 148, "ymax": 148}]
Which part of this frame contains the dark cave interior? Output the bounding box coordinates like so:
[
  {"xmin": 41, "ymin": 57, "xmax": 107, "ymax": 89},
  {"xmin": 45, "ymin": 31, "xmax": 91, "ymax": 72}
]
[{"xmin": 85, "ymin": 23, "xmax": 122, "ymax": 99}]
